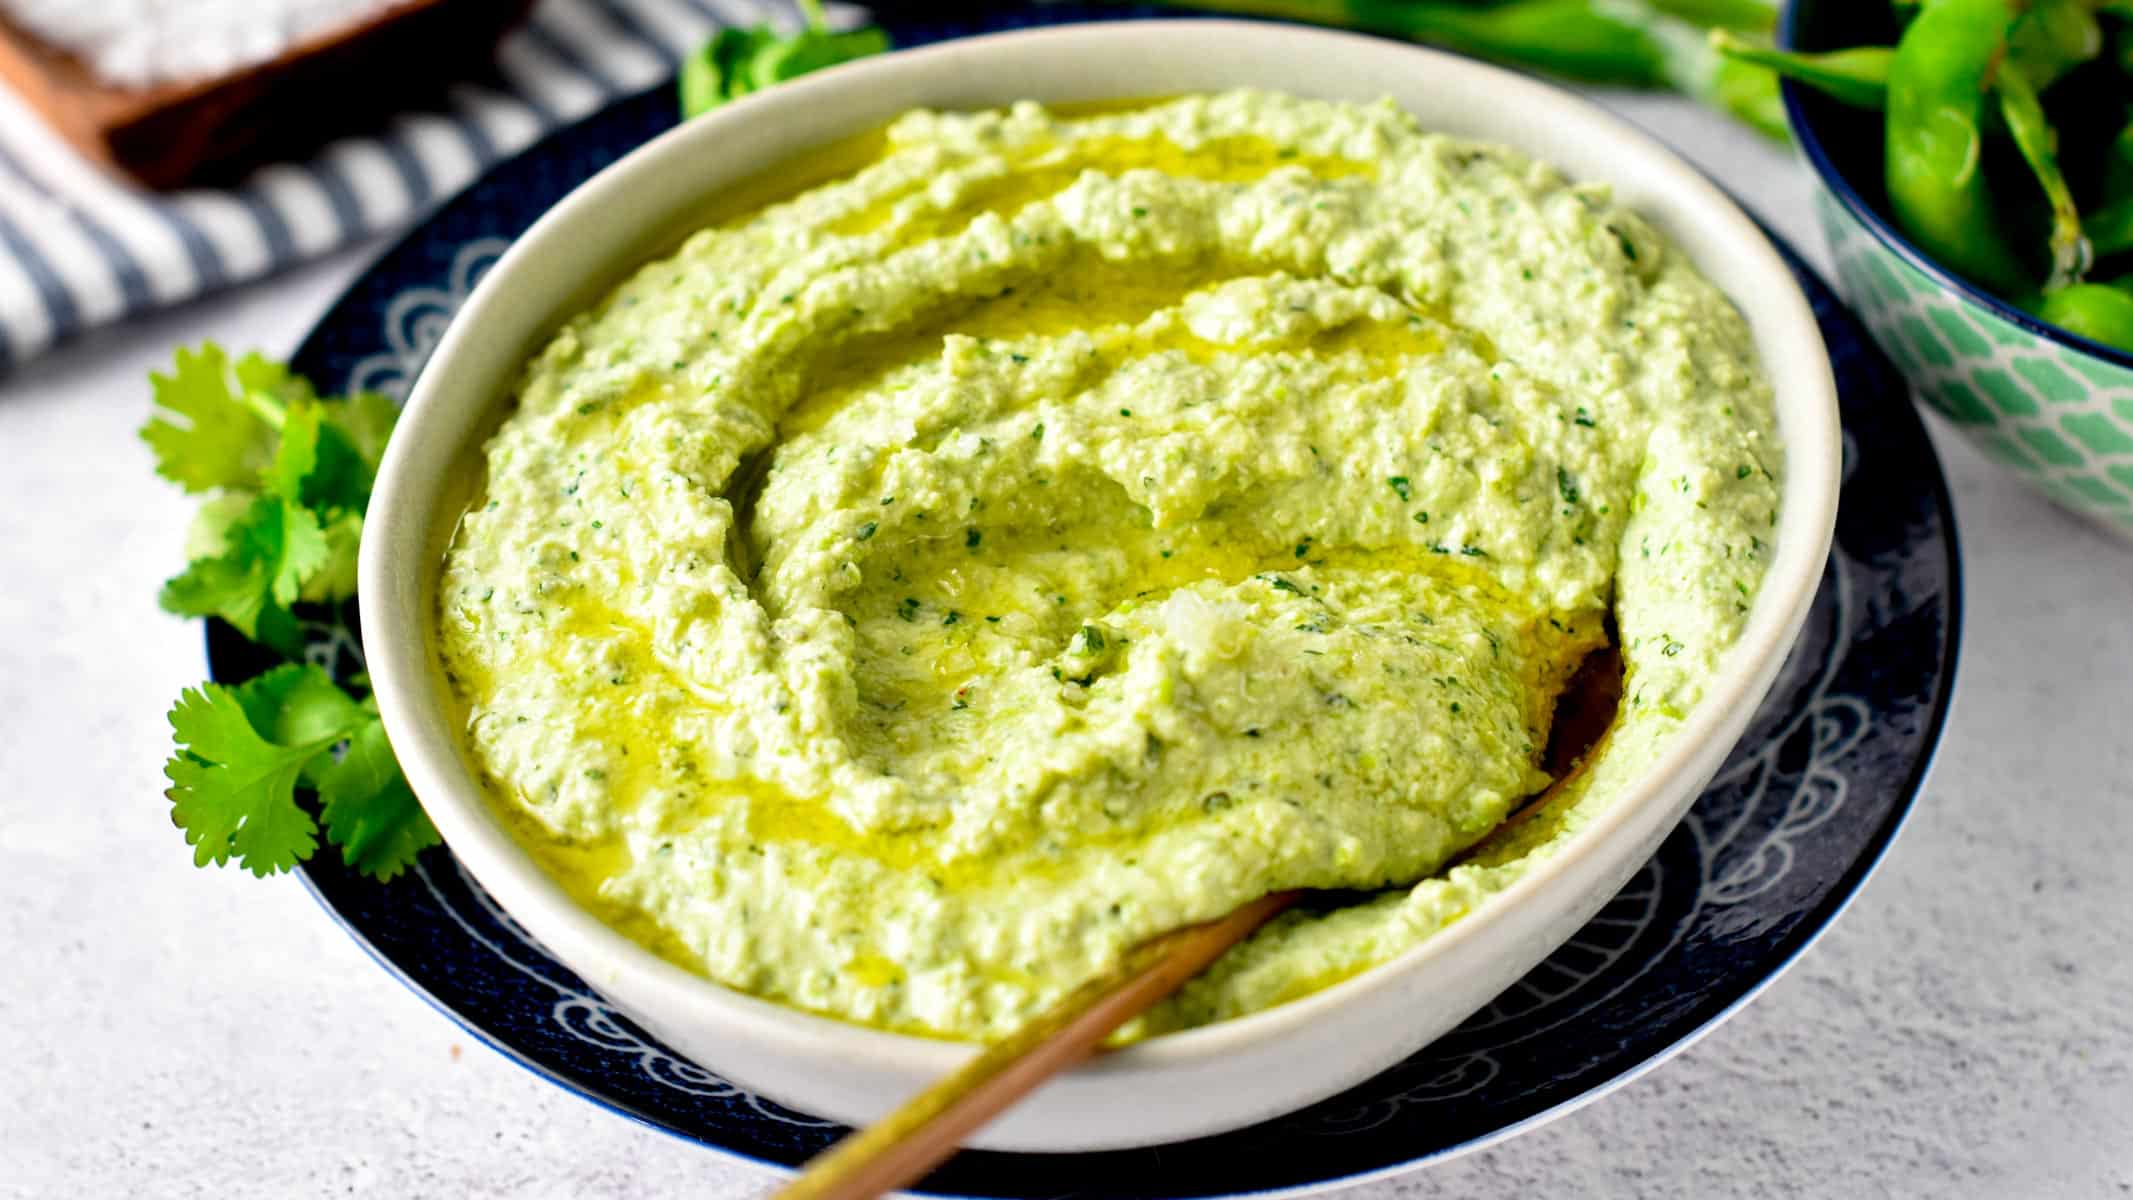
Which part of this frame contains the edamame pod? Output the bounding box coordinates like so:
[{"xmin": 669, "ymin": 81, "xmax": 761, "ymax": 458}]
[
  {"xmin": 2030, "ymin": 282, "xmax": 2133, "ymax": 351},
  {"xmin": 2005, "ymin": 0, "xmax": 2102, "ymax": 90},
  {"xmin": 2085, "ymin": 195, "xmax": 2133, "ymax": 259},
  {"xmin": 1886, "ymin": 0, "xmax": 2033, "ymax": 293},
  {"xmin": 1173, "ymin": 0, "xmax": 1792, "ymax": 138},
  {"xmin": 2101, "ymin": 119, "xmax": 2133, "ymax": 201}
]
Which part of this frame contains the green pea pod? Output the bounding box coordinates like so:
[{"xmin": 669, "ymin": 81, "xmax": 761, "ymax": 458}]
[
  {"xmin": 1164, "ymin": 0, "xmax": 1794, "ymax": 135},
  {"xmin": 2005, "ymin": 0, "xmax": 2102, "ymax": 91},
  {"xmin": 1885, "ymin": 0, "xmax": 2032, "ymax": 294},
  {"xmin": 1344, "ymin": 0, "xmax": 1674, "ymax": 85},
  {"xmin": 1994, "ymin": 64, "xmax": 2090, "ymax": 289},
  {"xmin": 2085, "ymin": 195, "xmax": 2133, "ymax": 259},
  {"xmin": 1638, "ymin": 0, "xmax": 1780, "ymax": 30},
  {"xmin": 1163, "ymin": 0, "xmax": 1795, "ymax": 137},
  {"xmin": 2030, "ymin": 282, "xmax": 2133, "ymax": 352},
  {"xmin": 2102, "ymin": 119, "xmax": 2133, "ymax": 202},
  {"xmin": 1393, "ymin": 0, "xmax": 1795, "ymax": 136},
  {"xmin": 1709, "ymin": 31, "xmax": 1891, "ymax": 109}
]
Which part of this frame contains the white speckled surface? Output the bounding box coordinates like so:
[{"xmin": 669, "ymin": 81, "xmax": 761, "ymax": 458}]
[{"xmin": 3, "ymin": 91, "xmax": 2130, "ymax": 1199}]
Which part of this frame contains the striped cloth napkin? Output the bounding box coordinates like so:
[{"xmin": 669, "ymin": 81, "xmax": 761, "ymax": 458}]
[{"xmin": 0, "ymin": 0, "xmax": 798, "ymax": 370}]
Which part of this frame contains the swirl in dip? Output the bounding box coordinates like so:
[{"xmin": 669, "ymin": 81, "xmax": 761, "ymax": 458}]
[{"xmin": 437, "ymin": 91, "xmax": 1781, "ymax": 1041}]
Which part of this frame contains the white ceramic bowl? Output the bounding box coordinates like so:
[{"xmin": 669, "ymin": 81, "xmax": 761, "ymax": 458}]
[{"xmin": 361, "ymin": 20, "xmax": 1841, "ymax": 1153}]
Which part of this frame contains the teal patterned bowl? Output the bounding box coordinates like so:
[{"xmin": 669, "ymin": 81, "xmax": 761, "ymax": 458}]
[{"xmin": 1784, "ymin": 2, "xmax": 2133, "ymax": 541}]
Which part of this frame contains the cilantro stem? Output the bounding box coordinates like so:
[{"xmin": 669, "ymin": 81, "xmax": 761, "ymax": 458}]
[
  {"xmin": 797, "ymin": 0, "xmax": 828, "ymax": 33},
  {"xmin": 242, "ymin": 388, "xmax": 288, "ymax": 432}
]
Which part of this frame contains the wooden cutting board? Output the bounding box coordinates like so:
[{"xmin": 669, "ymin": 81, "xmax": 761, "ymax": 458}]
[{"xmin": 0, "ymin": 0, "xmax": 536, "ymax": 189}]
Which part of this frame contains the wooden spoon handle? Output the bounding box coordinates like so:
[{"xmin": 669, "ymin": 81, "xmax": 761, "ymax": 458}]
[{"xmin": 773, "ymin": 890, "xmax": 1301, "ymax": 1200}]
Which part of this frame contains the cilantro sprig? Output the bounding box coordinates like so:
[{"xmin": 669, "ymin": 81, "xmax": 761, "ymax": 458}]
[
  {"xmin": 148, "ymin": 343, "xmax": 437, "ymax": 881},
  {"xmin": 146, "ymin": 345, "xmax": 396, "ymax": 654},
  {"xmin": 679, "ymin": 0, "xmax": 890, "ymax": 119}
]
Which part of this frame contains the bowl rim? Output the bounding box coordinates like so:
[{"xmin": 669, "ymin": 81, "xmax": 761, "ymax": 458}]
[
  {"xmin": 360, "ymin": 18, "xmax": 1842, "ymax": 1087},
  {"xmin": 1778, "ymin": 2, "xmax": 2133, "ymax": 373}
]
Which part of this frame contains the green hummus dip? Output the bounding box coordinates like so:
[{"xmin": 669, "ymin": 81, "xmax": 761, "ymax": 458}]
[{"xmin": 437, "ymin": 91, "xmax": 1781, "ymax": 1041}]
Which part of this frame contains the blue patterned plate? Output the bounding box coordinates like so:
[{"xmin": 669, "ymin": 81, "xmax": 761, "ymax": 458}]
[{"xmin": 206, "ymin": 10, "xmax": 1960, "ymax": 1196}]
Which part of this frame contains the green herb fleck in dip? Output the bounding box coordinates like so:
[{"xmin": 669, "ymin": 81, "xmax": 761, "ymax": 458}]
[{"xmin": 437, "ymin": 91, "xmax": 1781, "ymax": 1041}]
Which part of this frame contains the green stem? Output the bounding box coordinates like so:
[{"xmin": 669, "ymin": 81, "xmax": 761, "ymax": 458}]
[
  {"xmin": 1632, "ymin": 6, "xmax": 1787, "ymax": 139},
  {"xmin": 1640, "ymin": 0, "xmax": 1777, "ymax": 30},
  {"xmin": 242, "ymin": 389, "xmax": 288, "ymax": 432},
  {"xmin": 1994, "ymin": 63, "xmax": 2089, "ymax": 289},
  {"xmin": 797, "ymin": 0, "xmax": 827, "ymax": 33},
  {"xmin": 1684, "ymin": 51, "xmax": 1789, "ymax": 140},
  {"xmin": 1167, "ymin": 0, "xmax": 1673, "ymax": 85},
  {"xmin": 1710, "ymin": 31, "xmax": 1890, "ymax": 108},
  {"xmin": 1160, "ymin": 0, "xmax": 1792, "ymax": 135}
]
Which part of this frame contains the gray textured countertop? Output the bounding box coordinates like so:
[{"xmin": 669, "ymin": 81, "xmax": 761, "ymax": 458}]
[{"xmin": 5, "ymin": 92, "xmax": 2130, "ymax": 1199}]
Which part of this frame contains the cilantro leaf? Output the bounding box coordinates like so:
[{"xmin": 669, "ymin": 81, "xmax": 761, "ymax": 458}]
[
  {"xmin": 301, "ymin": 511, "xmax": 365, "ymax": 605},
  {"xmin": 323, "ymin": 391, "xmax": 399, "ymax": 474},
  {"xmin": 165, "ymin": 665, "xmax": 432, "ymax": 882},
  {"xmin": 232, "ymin": 662, "xmax": 369, "ymax": 757},
  {"xmin": 743, "ymin": 27, "xmax": 890, "ymax": 92},
  {"xmin": 142, "ymin": 344, "xmax": 278, "ymax": 493},
  {"xmin": 679, "ymin": 16, "xmax": 889, "ymax": 119},
  {"xmin": 681, "ymin": 27, "xmax": 771, "ymax": 117},
  {"xmin": 159, "ymin": 496, "xmax": 329, "ymax": 654},
  {"xmin": 232, "ymin": 349, "xmax": 319, "ymax": 412},
  {"xmin": 306, "ymin": 422, "xmax": 379, "ymax": 513},
  {"xmin": 143, "ymin": 342, "xmax": 329, "ymax": 494},
  {"xmin": 318, "ymin": 719, "xmax": 439, "ymax": 881},
  {"xmin": 159, "ymin": 552, "xmax": 302, "ymax": 657},
  {"xmin": 164, "ymin": 669, "xmax": 363, "ymax": 876},
  {"xmin": 263, "ymin": 398, "xmax": 320, "ymax": 503},
  {"xmin": 267, "ymin": 398, "xmax": 381, "ymax": 515},
  {"xmin": 182, "ymin": 491, "xmax": 255, "ymax": 562}
]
